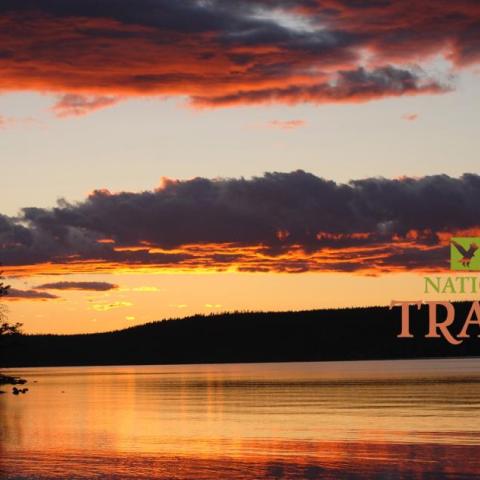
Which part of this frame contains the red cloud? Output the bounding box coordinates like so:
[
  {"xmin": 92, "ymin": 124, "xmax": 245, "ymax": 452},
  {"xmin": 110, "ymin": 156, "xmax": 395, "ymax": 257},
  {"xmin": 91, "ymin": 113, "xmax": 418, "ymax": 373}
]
[
  {"xmin": 52, "ymin": 94, "xmax": 120, "ymax": 117},
  {"xmin": 402, "ymin": 113, "xmax": 419, "ymax": 121},
  {"xmin": 0, "ymin": 1, "xmax": 477, "ymax": 112},
  {"xmin": 268, "ymin": 120, "xmax": 305, "ymax": 130},
  {"xmin": 0, "ymin": 115, "xmax": 39, "ymax": 129}
]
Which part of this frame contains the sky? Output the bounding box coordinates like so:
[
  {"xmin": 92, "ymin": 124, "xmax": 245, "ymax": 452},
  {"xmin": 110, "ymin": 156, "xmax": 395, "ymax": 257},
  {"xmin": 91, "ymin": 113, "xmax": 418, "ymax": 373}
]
[{"xmin": 1, "ymin": 0, "xmax": 480, "ymax": 333}]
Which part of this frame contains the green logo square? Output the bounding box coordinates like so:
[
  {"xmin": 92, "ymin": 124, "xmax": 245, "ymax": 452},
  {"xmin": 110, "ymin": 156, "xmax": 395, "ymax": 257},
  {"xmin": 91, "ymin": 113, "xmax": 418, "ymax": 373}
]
[{"xmin": 450, "ymin": 237, "xmax": 480, "ymax": 271}]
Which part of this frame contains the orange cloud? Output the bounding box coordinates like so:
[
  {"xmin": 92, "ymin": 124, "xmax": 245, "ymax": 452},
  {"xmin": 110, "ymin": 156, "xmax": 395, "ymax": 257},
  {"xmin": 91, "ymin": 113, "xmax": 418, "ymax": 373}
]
[
  {"xmin": 0, "ymin": 1, "xmax": 476, "ymax": 112},
  {"xmin": 0, "ymin": 115, "xmax": 40, "ymax": 129},
  {"xmin": 268, "ymin": 120, "xmax": 305, "ymax": 130},
  {"xmin": 0, "ymin": 116, "xmax": 7, "ymax": 129},
  {"xmin": 52, "ymin": 94, "xmax": 121, "ymax": 118},
  {"xmin": 0, "ymin": 238, "xmax": 453, "ymax": 277}
]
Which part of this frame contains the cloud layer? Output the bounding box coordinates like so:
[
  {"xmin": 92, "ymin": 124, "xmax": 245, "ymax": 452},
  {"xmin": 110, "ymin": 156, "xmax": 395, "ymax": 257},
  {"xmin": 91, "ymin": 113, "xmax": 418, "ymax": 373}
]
[
  {"xmin": 1, "ymin": 1, "xmax": 478, "ymax": 110},
  {"xmin": 36, "ymin": 281, "xmax": 118, "ymax": 291},
  {"xmin": 5, "ymin": 288, "xmax": 59, "ymax": 301},
  {"xmin": 1, "ymin": 171, "xmax": 479, "ymax": 274}
]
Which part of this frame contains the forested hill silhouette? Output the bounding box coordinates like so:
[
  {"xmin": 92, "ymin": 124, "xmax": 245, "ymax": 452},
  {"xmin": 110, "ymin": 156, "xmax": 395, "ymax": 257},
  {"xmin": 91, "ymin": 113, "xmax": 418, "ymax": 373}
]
[{"xmin": 2, "ymin": 304, "xmax": 479, "ymax": 367}]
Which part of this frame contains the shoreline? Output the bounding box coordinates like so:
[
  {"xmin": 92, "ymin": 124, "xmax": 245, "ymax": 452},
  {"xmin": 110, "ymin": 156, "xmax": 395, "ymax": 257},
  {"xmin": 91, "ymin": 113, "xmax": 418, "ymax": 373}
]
[
  {"xmin": 2, "ymin": 355, "xmax": 479, "ymax": 371},
  {"xmin": 0, "ymin": 373, "xmax": 27, "ymax": 393}
]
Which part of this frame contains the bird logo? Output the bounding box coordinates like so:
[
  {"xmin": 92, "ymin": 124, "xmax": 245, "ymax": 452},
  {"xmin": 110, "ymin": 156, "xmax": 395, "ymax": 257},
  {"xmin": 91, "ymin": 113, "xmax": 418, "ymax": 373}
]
[{"xmin": 450, "ymin": 238, "xmax": 480, "ymax": 270}]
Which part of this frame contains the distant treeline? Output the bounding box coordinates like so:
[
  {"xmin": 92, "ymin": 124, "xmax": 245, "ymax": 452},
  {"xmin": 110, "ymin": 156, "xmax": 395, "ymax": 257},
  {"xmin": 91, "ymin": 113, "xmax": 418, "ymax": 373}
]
[{"xmin": 1, "ymin": 303, "xmax": 479, "ymax": 367}]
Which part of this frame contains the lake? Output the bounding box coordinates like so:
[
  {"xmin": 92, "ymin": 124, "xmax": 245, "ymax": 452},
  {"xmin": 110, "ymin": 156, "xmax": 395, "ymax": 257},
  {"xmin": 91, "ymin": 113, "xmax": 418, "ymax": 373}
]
[{"xmin": 1, "ymin": 358, "xmax": 480, "ymax": 479}]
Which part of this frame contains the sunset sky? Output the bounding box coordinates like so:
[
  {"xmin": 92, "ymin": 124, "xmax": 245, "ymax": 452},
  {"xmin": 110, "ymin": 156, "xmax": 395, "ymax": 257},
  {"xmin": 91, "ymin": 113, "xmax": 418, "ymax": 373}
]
[{"xmin": 1, "ymin": 1, "xmax": 480, "ymax": 333}]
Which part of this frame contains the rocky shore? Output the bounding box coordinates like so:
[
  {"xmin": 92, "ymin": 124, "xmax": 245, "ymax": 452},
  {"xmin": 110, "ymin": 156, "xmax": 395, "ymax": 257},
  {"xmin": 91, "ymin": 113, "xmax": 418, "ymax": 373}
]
[{"xmin": 0, "ymin": 373, "xmax": 28, "ymax": 394}]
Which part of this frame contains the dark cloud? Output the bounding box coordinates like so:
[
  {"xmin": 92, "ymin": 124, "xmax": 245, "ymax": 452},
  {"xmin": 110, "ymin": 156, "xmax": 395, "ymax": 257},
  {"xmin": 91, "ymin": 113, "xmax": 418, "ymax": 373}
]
[
  {"xmin": 5, "ymin": 289, "xmax": 59, "ymax": 300},
  {"xmin": 192, "ymin": 66, "xmax": 448, "ymax": 106},
  {"xmin": 0, "ymin": 1, "xmax": 477, "ymax": 109},
  {"xmin": 36, "ymin": 281, "xmax": 118, "ymax": 291},
  {"xmin": 1, "ymin": 172, "xmax": 479, "ymax": 274}
]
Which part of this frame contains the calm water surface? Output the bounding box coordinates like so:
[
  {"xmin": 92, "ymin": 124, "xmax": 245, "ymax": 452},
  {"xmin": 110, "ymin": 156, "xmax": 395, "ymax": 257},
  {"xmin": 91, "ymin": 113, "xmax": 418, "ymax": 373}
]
[{"xmin": 1, "ymin": 358, "xmax": 480, "ymax": 479}]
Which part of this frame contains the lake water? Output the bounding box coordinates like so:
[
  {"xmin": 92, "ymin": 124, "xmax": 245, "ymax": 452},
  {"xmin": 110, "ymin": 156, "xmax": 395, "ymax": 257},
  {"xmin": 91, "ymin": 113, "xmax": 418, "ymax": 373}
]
[{"xmin": 1, "ymin": 358, "xmax": 480, "ymax": 479}]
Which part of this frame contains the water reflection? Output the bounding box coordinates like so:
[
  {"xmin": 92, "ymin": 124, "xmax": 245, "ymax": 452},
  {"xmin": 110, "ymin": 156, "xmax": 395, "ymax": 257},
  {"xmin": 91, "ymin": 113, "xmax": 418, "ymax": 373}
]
[{"xmin": 1, "ymin": 359, "xmax": 480, "ymax": 479}]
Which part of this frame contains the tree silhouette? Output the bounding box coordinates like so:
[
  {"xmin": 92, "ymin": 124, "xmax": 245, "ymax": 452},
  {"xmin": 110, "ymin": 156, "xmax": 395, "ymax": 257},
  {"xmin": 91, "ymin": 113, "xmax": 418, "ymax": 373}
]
[
  {"xmin": 0, "ymin": 281, "xmax": 8, "ymax": 296},
  {"xmin": 0, "ymin": 269, "xmax": 10, "ymax": 322},
  {"xmin": 1, "ymin": 268, "xmax": 25, "ymax": 384},
  {"xmin": 0, "ymin": 268, "xmax": 23, "ymax": 340}
]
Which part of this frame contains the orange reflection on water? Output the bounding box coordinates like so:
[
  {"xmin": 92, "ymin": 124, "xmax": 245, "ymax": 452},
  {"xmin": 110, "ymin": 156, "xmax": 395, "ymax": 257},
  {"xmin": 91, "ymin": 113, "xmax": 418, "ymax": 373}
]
[{"xmin": 1, "ymin": 359, "xmax": 480, "ymax": 479}]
